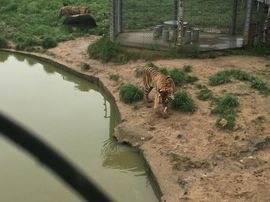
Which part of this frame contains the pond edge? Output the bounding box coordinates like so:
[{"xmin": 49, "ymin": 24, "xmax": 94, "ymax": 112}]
[{"xmin": 0, "ymin": 49, "xmax": 163, "ymax": 201}]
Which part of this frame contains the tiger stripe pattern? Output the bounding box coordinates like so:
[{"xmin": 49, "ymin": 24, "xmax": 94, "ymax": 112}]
[
  {"xmin": 59, "ymin": 6, "xmax": 90, "ymax": 17},
  {"xmin": 143, "ymin": 66, "xmax": 175, "ymax": 114}
]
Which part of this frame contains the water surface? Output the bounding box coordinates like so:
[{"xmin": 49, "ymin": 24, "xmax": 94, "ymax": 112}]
[{"xmin": 0, "ymin": 52, "xmax": 158, "ymax": 202}]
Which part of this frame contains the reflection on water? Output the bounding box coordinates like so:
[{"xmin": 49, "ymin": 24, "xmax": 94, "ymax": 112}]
[{"xmin": 0, "ymin": 51, "xmax": 158, "ymax": 202}]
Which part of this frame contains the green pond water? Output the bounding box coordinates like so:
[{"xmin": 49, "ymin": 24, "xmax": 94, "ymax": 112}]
[{"xmin": 0, "ymin": 52, "xmax": 158, "ymax": 202}]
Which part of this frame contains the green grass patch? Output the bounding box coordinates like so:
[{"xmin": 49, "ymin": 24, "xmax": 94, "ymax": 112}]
[
  {"xmin": 169, "ymin": 69, "xmax": 187, "ymax": 86},
  {"xmin": 196, "ymin": 85, "xmax": 213, "ymax": 101},
  {"xmin": 211, "ymin": 94, "xmax": 239, "ymax": 114},
  {"xmin": 109, "ymin": 74, "xmax": 120, "ymax": 81},
  {"xmin": 87, "ymin": 37, "xmax": 122, "ymax": 63},
  {"xmin": 159, "ymin": 67, "xmax": 170, "ymax": 75},
  {"xmin": 183, "ymin": 65, "xmax": 192, "ymax": 73},
  {"xmin": 216, "ymin": 113, "xmax": 236, "ymax": 130},
  {"xmin": 250, "ymin": 78, "xmax": 269, "ymax": 93},
  {"xmin": 209, "ymin": 69, "xmax": 270, "ymax": 94},
  {"xmin": 171, "ymin": 90, "xmax": 197, "ymax": 112},
  {"xmin": 0, "ymin": 37, "xmax": 8, "ymax": 48},
  {"xmin": 119, "ymin": 83, "xmax": 143, "ymax": 104},
  {"xmin": 42, "ymin": 37, "xmax": 57, "ymax": 49}
]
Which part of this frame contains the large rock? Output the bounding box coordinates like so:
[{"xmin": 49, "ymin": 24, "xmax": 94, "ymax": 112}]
[{"xmin": 114, "ymin": 123, "xmax": 152, "ymax": 147}]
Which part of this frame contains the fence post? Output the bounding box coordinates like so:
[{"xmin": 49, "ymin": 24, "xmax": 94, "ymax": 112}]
[
  {"xmin": 109, "ymin": 0, "xmax": 116, "ymax": 41},
  {"xmin": 231, "ymin": 0, "xmax": 238, "ymax": 35},
  {"xmin": 117, "ymin": 0, "xmax": 122, "ymax": 33},
  {"xmin": 177, "ymin": 0, "xmax": 184, "ymax": 46},
  {"xmin": 243, "ymin": 0, "xmax": 253, "ymax": 45}
]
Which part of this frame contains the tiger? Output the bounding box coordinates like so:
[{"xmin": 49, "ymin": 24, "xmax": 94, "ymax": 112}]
[
  {"xmin": 143, "ymin": 66, "xmax": 175, "ymax": 115},
  {"xmin": 58, "ymin": 6, "xmax": 90, "ymax": 18}
]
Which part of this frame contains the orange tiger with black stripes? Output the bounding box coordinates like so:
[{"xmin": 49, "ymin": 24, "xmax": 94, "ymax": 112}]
[
  {"xmin": 143, "ymin": 66, "xmax": 175, "ymax": 117},
  {"xmin": 59, "ymin": 6, "xmax": 90, "ymax": 18}
]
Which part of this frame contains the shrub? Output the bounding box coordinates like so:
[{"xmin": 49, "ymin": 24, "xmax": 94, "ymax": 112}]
[
  {"xmin": 186, "ymin": 75, "xmax": 199, "ymax": 83},
  {"xmin": 146, "ymin": 62, "xmax": 159, "ymax": 69},
  {"xmin": 208, "ymin": 71, "xmax": 231, "ymax": 86},
  {"xmin": 197, "ymin": 85, "xmax": 213, "ymax": 101},
  {"xmin": 119, "ymin": 83, "xmax": 143, "ymax": 104},
  {"xmin": 80, "ymin": 63, "xmax": 90, "ymax": 71},
  {"xmin": 42, "ymin": 37, "xmax": 57, "ymax": 49},
  {"xmin": 109, "ymin": 74, "xmax": 120, "ymax": 81},
  {"xmin": 159, "ymin": 67, "xmax": 170, "ymax": 75},
  {"xmin": 216, "ymin": 113, "xmax": 236, "ymax": 130},
  {"xmin": 87, "ymin": 37, "xmax": 122, "ymax": 63},
  {"xmin": 169, "ymin": 69, "xmax": 186, "ymax": 86},
  {"xmin": 250, "ymin": 78, "xmax": 269, "ymax": 92},
  {"xmin": 134, "ymin": 67, "xmax": 144, "ymax": 78},
  {"xmin": 183, "ymin": 65, "xmax": 192, "ymax": 73},
  {"xmin": 0, "ymin": 37, "xmax": 8, "ymax": 48},
  {"xmin": 171, "ymin": 90, "xmax": 196, "ymax": 112},
  {"xmin": 211, "ymin": 94, "xmax": 239, "ymax": 114}
]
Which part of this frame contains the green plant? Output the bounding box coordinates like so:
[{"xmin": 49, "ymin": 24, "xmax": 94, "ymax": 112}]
[
  {"xmin": 186, "ymin": 75, "xmax": 199, "ymax": 83},
  {"xmin": 169, "ymin": 69, "xmax": 186, "ymax": 86},
  {"xmin": 216, "ymin": 113, "xmax": 236, "ymax": 130},
  {"xmin": 211, "ymin": 94, "xmax": 239, "ymax": 114},
  {"xmin": 250, "ymin": 78, "xmax": 269, "ymax": 92},
  {"xmin": 159, "ymin": 67, "xmax": 170, "ymax": 75},
  {"xmin": 208, "ymin": 71, "xmax": 231, "ymax": 86},
  {"xmin": 171, "ymin": 90, "xmax": 197, "ymax": 112},
  {"xmin": 146, "ymin": 61, "xmax": 159, "ymax": 69},
  {"xmin": 134, "ymin": 67, "xmax": 144, "ymax": 78},
  {"xmin": 42, "ymin": 37, "xmax": 57, "ymax": 49},
  {"xmin": 109, "ymin": 74, "xmax": 120, "ymax": 81},
  {"xmin": 80, "ymin": 62, "xmax": 90, "ymax": 71},
  {"xmin": 0, "ymin": 37, "xmax": 8, "ymax": 48},
  {"xmin": 119, "ymin": 83, "xmax": 143, "ymax": 104},
  {"xmin": 197, "ymin": 85, "xmax": 213, "ymax": 101},
  {"xmin": 87, "ymin": 37, "xmax": 122, "ymax": 63},
  {"xmin": 183, "ymin": 65, "xmax": 192, "ymax": 73}
]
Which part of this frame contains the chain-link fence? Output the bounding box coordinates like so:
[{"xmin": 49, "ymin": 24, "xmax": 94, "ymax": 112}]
[{"xmin": 111, "ymin": 0, "xmax": 252, "ymax": 50}]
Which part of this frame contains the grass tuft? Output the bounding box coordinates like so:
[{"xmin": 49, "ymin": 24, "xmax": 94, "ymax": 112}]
[
  {"xmin": 196, "ymin": 85, "xmax": 213, "ymax": 101},
  {"xmin": 119, "ymin": 83, "xmax": 143, "ymax": 104},
  {"xmin": 183, "ymin": 65, "xmax": 192, "ymax": 73},
  {"xmin": 216, "ymin": 113, "xmax": 236, "ymax": 130},
  {"xmin": 171, "ymin": 90, "xmax": 197, "ymax": 112},
  {"xmin": 159, "ymin": 67, "xmax": 170, "ymax": 75},
  {"xmin": 88, "ymin": 37, "xmax": 123, "ymax": 63},
  {"xmin": 211, "ymin": 94, "xmax": 239, "ymax": 114},
  {"xmin": 109, "ymin": 74, "xmax": 120, "ymax": 81},
  {"xmin": 42, "ymin": 37, "xmax": 57, "ymax": 49},
  {"xmin": 0, "ymin": 37, "xmax": 8, "ymax": 48}
]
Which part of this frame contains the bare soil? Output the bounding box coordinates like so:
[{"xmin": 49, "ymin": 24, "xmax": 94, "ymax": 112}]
[{"xmin": 42, "ymin": 36, "xmax": 270, "ymax": 202}]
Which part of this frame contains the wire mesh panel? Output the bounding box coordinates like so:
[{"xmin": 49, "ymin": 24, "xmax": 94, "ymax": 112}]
[
  {"xmin": 117, "ymin": 0, "xmax": 177, "ymax": 49},
  {"xmin": 184, "ymin": 0, "xmax": 247, "ymax": 50}
]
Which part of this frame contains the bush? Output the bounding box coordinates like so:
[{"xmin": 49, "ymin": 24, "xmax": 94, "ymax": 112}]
[
  {"xmin": 208, "ymin": 71, "xmax": 231, "ymax": 86},
  {"xmin": 0, "ymin": 37, "xmax": 8, "ymax": 48},
  {"xmin": 183, "ymin": 65, "xmax": 192, "ymax": 73},
  {"xmin": 109, "ymin": 74, "xmax": 120, "ymax": 81},
  {"xmin": 211, "ymin": 94, "xmax": 239, "ymax": 114},
  {"xmin": 159, "ymin": 67, "xmax": 170, "ymax": 75},
  {"xmin": 186, "ymin": 75, "xmax": 199, "ymax": 83},
  {"xmin": 216, "ymin": 113, "xmax": 236, "ymax": 130},
  {"xmin": 171, "ymin": 90, "xmax": 196, "ymax": 112},
  {"xmin": 169, "ymin": 69, "xmax": 186, "ymax": 86},
  {"xmin": 146, "ymin": 61, "xmax": 159, "ymax": 69},
  {"xmin": 42, "ymin": 37, "xmax": 57, "ymax": 49},
  {"xmin": 87, "ymin": 37, "xmax": 122, "ymax": 63},
  {"xmin": 197, "ymin": 85, "xmax": 213, "ymax": 101},
  {"xmin": 119, "ymin": 83, "xmax": 143, "ymax": 104},
  {"xmin": 250, "ymin": 78, "xmax": 269, "ymax": 92}
]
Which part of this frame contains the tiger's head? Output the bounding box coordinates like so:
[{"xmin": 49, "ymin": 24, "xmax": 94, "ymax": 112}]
[{"xmin": 158, "ymin": 76, "xmax": 175, "ymax": 106}]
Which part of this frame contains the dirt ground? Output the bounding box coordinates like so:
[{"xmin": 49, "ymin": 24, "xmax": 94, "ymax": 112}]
[{"xmin": 40, "ymin": 36, "xmax": 270, "ymax": 202}]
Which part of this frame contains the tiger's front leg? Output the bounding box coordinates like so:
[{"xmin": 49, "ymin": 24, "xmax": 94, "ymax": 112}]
[{"xmin": 153, "ymin": 93, "xmax": 160, "ymax": 114}]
